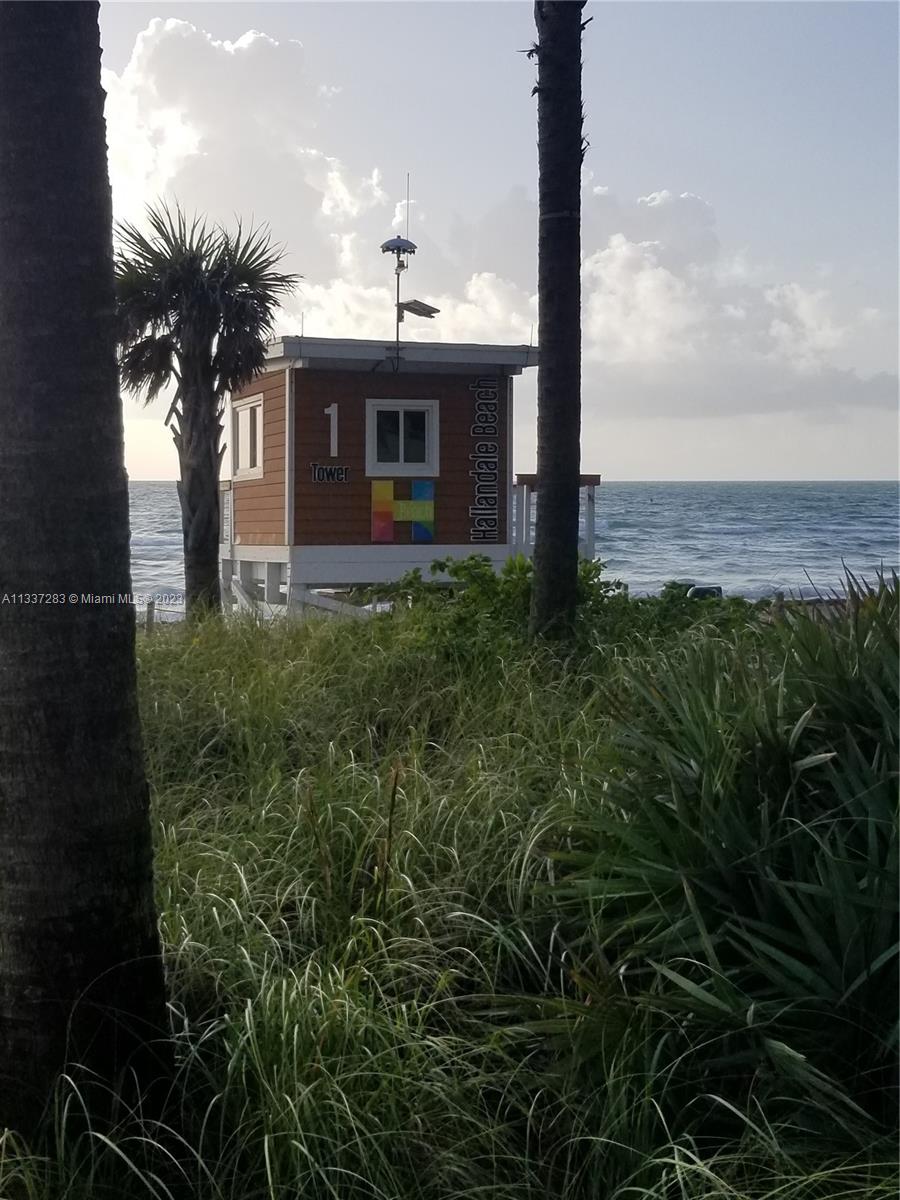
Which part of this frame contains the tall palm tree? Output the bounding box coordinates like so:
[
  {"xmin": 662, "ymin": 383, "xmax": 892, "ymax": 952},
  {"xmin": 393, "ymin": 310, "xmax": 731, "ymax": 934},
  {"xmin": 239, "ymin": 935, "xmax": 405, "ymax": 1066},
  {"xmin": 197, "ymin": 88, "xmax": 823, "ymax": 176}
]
[
  {"xmin": 528, "ymin": 1, "xmax": 589, "ymax": 637},
  {"xmin": 115, "ymin": 204, "xmax": 297, "ymax": 616},
  {"xmin": 0, "ymin": 1, "xmax": 168, "ymax": 1133}
]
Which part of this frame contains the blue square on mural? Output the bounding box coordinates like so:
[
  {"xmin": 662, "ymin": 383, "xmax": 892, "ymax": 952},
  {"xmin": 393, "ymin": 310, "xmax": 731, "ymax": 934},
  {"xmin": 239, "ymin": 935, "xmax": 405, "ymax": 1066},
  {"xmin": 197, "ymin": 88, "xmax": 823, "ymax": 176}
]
[
  {"xmin": 410, "ymin": 480, "xmax": 434, "ymax": 542},
  {"xmin": 411, "ymin": 480, "xmax": 434, "ymax": 502}
]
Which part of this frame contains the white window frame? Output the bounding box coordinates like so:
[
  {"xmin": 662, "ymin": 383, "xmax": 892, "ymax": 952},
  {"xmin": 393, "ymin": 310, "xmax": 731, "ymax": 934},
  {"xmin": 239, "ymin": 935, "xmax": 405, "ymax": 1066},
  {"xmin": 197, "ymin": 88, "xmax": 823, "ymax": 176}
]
[
  {"xmin": 232, "ymin": 393, "xmax": 264, "ymax": 481},
  {"xmin": 365, "ymin": 398, "xmax": 440, "ymax": 477}
]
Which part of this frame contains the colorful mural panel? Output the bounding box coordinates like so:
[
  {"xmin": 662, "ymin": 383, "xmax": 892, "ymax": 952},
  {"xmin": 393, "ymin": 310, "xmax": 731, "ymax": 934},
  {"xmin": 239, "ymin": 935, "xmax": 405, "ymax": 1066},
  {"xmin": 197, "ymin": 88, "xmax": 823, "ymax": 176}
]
[{"xmin": 371, "ymin": 480, "xmax": 435, "ymax": 543}]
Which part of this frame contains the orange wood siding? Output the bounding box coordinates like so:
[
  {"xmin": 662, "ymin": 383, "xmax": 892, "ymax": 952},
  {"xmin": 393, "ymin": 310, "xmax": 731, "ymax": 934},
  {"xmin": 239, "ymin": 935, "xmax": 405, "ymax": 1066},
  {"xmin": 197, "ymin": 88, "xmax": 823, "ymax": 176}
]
[
  {"xmin": 293, "ymin": 370, "xmax": 509, "ymax": 546},
  {"xmin": 231, "ymin": 370, "xmax": 286, "ymax": 545}
]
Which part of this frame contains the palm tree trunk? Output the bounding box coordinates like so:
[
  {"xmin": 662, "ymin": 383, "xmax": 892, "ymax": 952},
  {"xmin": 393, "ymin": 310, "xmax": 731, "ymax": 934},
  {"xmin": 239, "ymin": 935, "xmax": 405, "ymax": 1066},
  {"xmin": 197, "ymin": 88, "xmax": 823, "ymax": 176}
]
[
  {"xmin": 529, "ymin": 0, "xmax": 586, "ymax": 637},
  {"xmin": 176, "ymin": 382, "xmax": 222, "ymax": 616},
  {"xmin": 0, "ymin": 2, "xmax": 169, "ymax": 1133}
]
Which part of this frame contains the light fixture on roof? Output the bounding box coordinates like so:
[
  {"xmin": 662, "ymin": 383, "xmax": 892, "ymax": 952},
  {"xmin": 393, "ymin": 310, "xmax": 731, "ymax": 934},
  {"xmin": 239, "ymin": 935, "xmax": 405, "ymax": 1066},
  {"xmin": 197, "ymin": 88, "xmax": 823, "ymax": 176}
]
[
  {"xmin": 380, "ymin": 234, "xmax": 417, "ymax": 260},
  {"xmin": 380, "ymin": 178, "xmax": 439, "ymax": 365},
  {"xmin": 399, "ymin": 298, "xmax": 439, "ymax": 319}
]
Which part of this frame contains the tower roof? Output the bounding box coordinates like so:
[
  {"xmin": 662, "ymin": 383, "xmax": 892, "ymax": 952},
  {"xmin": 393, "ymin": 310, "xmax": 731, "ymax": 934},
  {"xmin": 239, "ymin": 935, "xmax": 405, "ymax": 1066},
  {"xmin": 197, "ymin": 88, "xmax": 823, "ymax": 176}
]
[{"xmin": 266, "ymin": 335, "xmax": 538, "ymax": 375}]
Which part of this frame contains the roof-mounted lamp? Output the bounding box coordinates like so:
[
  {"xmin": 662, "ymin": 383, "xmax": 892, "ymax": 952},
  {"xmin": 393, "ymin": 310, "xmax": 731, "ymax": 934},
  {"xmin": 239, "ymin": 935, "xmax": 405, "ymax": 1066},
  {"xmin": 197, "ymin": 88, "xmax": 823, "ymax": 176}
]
[{"xmin": 380, "ymin": 234, "xmax": 439, "ymax": 363}]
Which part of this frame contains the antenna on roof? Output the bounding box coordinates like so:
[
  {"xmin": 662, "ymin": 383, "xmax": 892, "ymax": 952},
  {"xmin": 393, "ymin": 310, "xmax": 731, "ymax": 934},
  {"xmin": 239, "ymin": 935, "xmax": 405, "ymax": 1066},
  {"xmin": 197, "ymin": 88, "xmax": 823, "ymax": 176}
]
[{"xmin": 381, "ymin": 178, "xmax": 439, "ymax": 368}]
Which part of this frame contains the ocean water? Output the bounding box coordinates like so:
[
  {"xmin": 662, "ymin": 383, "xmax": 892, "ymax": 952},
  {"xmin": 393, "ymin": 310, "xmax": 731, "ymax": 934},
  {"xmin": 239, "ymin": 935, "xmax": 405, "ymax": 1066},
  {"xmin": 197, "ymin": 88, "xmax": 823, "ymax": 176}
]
[{"xmin": 129, "ymin": 480, "xmax": 899, "ymax": 605}]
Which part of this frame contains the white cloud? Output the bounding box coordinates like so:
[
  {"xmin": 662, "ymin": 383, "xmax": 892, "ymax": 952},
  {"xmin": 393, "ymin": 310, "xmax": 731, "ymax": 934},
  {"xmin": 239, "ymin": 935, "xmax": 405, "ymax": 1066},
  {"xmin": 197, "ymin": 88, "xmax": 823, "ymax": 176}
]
[
  {"xmin": 391, "ymin": 198, "xmax": 428, "ymax": 233},
  {"xmin": 430, "ymin": 273, "xmax": 536, "ymax": 345},
  {"xmin": 292, "ymin": 149, "xmax": 385, "ymax": 223},
  {"xmin": 283, "ymin": 271, "xmax": 536, "ymax": 348},
  {"xmin": 633, "ymin": 189, "xmax": 719, "ymax": 267},
  {"xmin": 281, "ymin": 279, "xmax": 394, "ymax": 341},
  {"xmin": 583, "ymin": 234, "xmax": 707, "ymax": 364},
  {"xmin": 103, "ymin": 16, "xmax": 897, "ymax": 482},
  {"xmin": 102, "ymin": 18, "xmax": 386, "ymax": 285},
  {"xmin": 329, "ymin": 232, "xmax": 360, "ymax": 277},
  {"xmin": 764, "ymin": 282, "xmax": 845, "ymax": 373}
]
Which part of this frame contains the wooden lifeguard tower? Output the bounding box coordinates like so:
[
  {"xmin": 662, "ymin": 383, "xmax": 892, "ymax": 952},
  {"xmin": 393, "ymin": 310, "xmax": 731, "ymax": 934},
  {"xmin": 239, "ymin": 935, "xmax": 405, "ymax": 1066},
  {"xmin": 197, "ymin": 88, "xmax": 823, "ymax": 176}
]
[
  {"xmin": 218, "ymin": 335, "xmax": 600, "ymax": 612},
  {"xmin": 219, "ymin": 234, "xmax": 599, "ymax": 613}
]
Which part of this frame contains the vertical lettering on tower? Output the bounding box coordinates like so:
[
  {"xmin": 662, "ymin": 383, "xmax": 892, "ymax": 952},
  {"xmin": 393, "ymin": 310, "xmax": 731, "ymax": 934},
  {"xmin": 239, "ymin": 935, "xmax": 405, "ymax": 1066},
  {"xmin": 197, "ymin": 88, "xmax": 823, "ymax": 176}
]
[{"xmin": 469, "ymin": 378, "xmax": 499, "ymax": 542}]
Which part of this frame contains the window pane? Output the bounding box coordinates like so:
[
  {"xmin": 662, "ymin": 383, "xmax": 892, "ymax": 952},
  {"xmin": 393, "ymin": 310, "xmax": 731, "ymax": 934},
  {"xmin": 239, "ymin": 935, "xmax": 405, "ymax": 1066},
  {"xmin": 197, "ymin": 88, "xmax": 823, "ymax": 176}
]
[
  {"xmin": 403, "ymin": 410, "xmax": 427, "ymax": 463},
  {"xmin": 376, "ymin": 409, "xmax": 400, "ymax": 462},
  {"xmin": 234, "ymin": 412, "xmax": 242, "ymax": 470},
  {"xmin": 238, "ymin": 408, "xmax": 252, "ymax": 471},
  {"xmin": 248, "ymin": 406, "xmax": 258, "ymax": 469}
]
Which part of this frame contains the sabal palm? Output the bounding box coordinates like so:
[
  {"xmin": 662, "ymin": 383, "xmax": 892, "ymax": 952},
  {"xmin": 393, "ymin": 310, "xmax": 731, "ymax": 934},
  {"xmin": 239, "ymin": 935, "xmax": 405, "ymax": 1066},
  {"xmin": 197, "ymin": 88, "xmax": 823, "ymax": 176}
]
[
  {"xmin": 0, "ymin": 2, "xmax": 168, "ymax": 1130},
  {"xmin": 528, "ymin": 1, "xmax": 588, "ymax": 637},
  {"xmin": 115, "ymin": 202, "xmax": 297, "ymax": 615}
]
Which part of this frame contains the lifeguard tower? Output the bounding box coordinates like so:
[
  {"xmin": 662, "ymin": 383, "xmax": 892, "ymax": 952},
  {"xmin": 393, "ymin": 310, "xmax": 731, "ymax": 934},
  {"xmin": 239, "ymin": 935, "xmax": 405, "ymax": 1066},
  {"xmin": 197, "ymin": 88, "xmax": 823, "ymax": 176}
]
[{"xmin": 219, "ymin": 236, "xmax": 599, "ymax": 613}]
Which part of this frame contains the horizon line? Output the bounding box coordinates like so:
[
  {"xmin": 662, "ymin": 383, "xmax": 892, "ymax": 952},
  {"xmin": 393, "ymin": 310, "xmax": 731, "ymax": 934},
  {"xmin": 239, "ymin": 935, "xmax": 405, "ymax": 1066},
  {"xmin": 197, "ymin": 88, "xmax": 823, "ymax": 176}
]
[{"xmin": 128, "ymin": 477, "xmax": 900, "ymax": 485}]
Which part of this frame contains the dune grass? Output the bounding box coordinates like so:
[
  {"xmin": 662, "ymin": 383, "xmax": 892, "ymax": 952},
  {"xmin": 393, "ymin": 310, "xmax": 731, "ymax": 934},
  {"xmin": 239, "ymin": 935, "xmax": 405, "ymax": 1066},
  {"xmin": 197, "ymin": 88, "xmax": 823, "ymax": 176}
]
[{"xmin": 0, "ymin": 576, "xmax": 896, "ymax": 1199}]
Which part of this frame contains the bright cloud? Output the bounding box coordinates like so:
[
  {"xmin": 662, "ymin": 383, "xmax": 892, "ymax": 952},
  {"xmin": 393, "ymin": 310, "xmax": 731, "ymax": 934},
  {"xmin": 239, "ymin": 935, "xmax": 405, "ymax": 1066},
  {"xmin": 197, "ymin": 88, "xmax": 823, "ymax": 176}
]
[
  {"xmin": 764, "ymin": 283, "xmax": 846, "ymax": 373},
  {"xmin": 102, "ymin": 16, "xmax": 897, "ymax": 480},
  {"xmin": 430, "ymin": 274, "xmax": 536, "ymax": 345},
  {"xmin": 583, "ymin": 234, "xmax": 707, "ymax": 364},
  {"xmin": 102, "ymin": 18, "xmax": 388, "ymax": 287}
]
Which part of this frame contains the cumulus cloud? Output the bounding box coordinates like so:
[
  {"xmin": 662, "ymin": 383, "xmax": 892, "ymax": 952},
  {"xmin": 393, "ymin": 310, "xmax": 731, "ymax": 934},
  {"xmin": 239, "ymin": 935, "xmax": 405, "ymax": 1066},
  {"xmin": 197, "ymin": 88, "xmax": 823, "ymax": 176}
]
[
  {"xmin": 102, "ymin": 18, "xmax": 391, "ymax": 286},
  {"xmin": 280, "ymin": 278, "xmax": 393, "ymax": 341},
  {"xmin": 581, "ymin": 184, "xmax": 720, "ymax": 274},
  {"xmin": 450, "ymin": 182, "xmax": 894, "ymax": 416},
  {"xmin": 429, "ymin": 274, "xmax": 536, "ymax": 345},
  {"xmin": 764, "ymin": 283, "xmax": 846, "ymax": 373},
  {"xmin": 583, "ymin": 234, "xmax": 707, "ymax": 364},
  {"xmin": 103, "ymin": 15, "xmax": 896, "ymax": 445}
]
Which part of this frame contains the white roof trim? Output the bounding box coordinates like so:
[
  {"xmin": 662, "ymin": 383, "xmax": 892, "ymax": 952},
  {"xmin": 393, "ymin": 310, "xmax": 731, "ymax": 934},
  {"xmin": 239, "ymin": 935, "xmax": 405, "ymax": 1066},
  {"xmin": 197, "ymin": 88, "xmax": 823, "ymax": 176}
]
[{"xmin": 266, "ymin": 336, "xmax": 538, "ymax": 374}]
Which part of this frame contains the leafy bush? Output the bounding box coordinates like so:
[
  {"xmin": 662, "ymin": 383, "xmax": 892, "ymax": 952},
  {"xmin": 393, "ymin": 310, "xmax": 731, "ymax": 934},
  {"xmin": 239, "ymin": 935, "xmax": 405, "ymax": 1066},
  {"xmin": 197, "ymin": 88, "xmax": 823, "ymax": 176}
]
[
  {"xmin": 366, "ymin": 553, "xmax": 758, "ymax": 654},
  {"xmin": 545, "ymin": 573, "xmax": 899, "ymax": 1152}
]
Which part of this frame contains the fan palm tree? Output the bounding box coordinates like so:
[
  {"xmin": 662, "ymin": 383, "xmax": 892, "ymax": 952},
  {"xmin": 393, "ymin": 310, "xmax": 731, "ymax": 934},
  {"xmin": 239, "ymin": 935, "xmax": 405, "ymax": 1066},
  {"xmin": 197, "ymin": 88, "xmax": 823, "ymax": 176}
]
[
  {"xmin": 0, "ymin": 1, "xmax": 168, "ymax": 1133},
  {"xmin": 528, "ymin": 0, "xmax": 589, "ymax": 637},
  {"xmin": 115, "ymin": 204, "xmax": 297, "ymax": 616}
]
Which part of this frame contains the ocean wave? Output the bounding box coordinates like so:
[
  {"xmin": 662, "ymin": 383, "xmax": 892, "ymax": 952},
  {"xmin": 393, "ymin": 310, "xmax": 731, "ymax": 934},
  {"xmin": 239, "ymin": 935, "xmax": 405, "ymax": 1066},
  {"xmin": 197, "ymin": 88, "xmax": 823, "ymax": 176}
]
[{"xmin": 129, "ymin": 480, "xmax": 898, "ymax": 601}]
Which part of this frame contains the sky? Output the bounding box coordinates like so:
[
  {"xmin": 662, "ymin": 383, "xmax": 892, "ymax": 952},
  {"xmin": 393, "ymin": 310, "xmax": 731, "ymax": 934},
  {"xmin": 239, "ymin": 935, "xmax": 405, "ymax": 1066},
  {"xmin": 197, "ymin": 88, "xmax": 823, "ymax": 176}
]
[{"xmin": 98, "ymin": 1, "xmax": 899, "ymax": 481}]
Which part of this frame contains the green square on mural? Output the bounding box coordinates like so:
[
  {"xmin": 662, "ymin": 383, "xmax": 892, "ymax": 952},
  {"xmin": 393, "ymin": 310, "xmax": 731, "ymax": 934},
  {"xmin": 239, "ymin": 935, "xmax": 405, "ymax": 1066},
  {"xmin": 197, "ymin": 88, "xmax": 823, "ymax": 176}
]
[{"xmin": 394, "ymin": 499, "xmax": 434, "ymax": 522}]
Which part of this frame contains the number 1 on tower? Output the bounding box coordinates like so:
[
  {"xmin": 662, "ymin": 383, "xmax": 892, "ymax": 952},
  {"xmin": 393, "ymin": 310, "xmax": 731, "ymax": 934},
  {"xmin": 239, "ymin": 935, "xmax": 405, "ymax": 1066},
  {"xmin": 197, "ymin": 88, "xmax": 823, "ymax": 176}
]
[{"xmin": 324, "ymin": 403, "xmax": 338, "ymax": 457}]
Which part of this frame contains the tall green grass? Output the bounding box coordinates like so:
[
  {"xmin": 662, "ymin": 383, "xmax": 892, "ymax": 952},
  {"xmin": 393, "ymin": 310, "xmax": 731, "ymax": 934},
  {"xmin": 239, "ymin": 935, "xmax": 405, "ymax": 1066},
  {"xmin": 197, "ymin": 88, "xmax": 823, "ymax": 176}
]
[
  {"xmin": 0, "ymin": 579, "xmax": 895, "ymax": 1199},
  {"xmin": 548, "ymin": 577, "xmax": 898, "ymax": 1153}
]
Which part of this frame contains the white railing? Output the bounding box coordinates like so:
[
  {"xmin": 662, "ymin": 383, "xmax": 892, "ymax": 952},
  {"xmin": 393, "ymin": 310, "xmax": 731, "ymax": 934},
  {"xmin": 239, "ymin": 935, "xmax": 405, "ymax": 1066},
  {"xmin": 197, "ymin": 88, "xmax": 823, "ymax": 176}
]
[
  {"xmin": 288, "ymin": 584, "xmax": 372, "ymax": 619},
  {"xmin": 512, "ymin": 475, "xmax": 601, "ymax": 561}
]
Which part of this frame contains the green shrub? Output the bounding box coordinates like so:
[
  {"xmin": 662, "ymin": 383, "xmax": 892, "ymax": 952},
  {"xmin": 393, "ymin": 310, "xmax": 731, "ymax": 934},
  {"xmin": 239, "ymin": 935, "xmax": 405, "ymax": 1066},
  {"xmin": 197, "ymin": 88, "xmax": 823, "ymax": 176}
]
[
  {"xmin": 366, "ymin": 554, "xmax": 759, "ymax": 654},
  {"xmin": 545, "ymin": 574, "xmax": 899, "ymax": 1152}
]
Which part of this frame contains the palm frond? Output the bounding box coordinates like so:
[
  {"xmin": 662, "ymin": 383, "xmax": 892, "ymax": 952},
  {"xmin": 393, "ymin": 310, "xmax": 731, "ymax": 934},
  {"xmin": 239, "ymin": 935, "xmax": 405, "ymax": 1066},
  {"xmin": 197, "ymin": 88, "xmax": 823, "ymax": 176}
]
[
  {"xmin": 119, "ymin": 335, "xmax": 177, "ymax": 403},
  {"xmin": 114, "ymin": 199, "xmax": 299, "ymax": 403}
]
